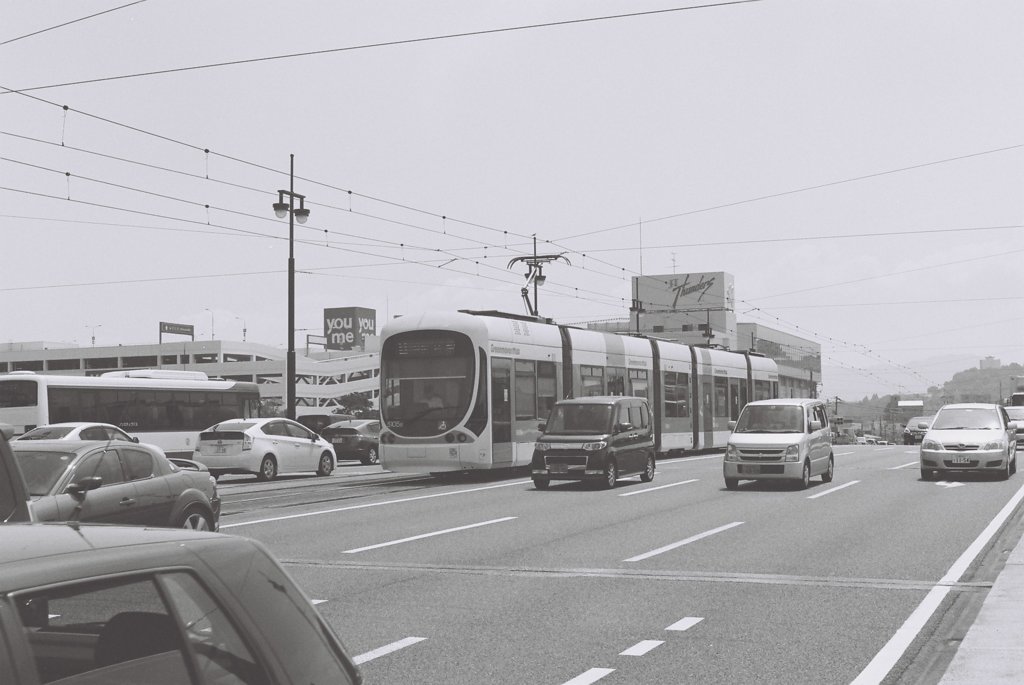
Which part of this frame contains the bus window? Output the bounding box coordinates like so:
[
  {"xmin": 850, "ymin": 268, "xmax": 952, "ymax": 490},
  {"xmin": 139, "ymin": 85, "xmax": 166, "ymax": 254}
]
[{"xmin": 0, "ymin": 380, "xmax": 38, "ymax": 408}]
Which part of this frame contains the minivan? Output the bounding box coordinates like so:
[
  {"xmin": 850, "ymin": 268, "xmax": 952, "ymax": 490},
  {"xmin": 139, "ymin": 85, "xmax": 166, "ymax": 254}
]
[
  {"xmin": 724, "ymin": 398, "xmax": 834, "ymax": 490},
  {"xmin": 531, "ymin": 396, "xmax": 655, "ymax": 489}
]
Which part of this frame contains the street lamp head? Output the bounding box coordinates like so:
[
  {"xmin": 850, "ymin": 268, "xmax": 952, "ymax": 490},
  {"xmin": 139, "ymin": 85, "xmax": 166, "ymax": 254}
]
[
  {"xmin": 293, "ymin": 207, "xmax": 310, "ymax": 224},
  {"xmin": 272, "ymin": 202, "xmax": 289, "ymax": 218},
  {"xmin": 535, "ymin": 274, "xmax": 546, "ymax": 286}
]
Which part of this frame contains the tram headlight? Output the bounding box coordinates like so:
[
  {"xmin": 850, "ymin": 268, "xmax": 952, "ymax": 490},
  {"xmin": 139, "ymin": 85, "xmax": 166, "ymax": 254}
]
[
  {"xmin": 784, "ymin": 444, "xmax": 800, "ymax": 462},
  {"xmin": 582, "ymin": 441, "xmax": 608, "ymax": 451}
]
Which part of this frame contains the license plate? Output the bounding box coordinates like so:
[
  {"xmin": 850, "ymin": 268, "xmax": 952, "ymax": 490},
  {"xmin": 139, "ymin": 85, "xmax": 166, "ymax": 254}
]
[
  {"xmin": 549, "ymin": 464, "xmax": 568, "ymax": 474},
  {"xmin": 951, "ymin": 456, "xmax": 971, "ymax": 464}
]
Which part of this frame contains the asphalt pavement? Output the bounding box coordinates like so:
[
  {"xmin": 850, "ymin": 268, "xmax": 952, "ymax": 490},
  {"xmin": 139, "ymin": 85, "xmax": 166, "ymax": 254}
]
[{"xmin": 938, "ymin": 531, "xmax": 1024, "ymax": 684}]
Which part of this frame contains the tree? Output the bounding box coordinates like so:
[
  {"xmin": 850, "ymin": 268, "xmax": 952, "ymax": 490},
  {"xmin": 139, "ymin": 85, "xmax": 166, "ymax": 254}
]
[{"xmin": 335, "ymin": 392, "xmax": 376, "ymax": 418}]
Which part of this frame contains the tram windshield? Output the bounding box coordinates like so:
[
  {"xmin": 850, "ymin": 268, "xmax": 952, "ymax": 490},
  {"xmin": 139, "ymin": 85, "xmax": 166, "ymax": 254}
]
[{"xmin": 381, "ymin": 330, "xmax": 475, "ymax": 437}]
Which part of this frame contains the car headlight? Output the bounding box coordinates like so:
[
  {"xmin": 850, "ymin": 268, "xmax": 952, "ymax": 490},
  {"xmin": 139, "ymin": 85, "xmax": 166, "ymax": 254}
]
[
  {"xmin": 534, "ymin": 442, "xmax": 550, "ymax": 453},
  {"xmin": 582, "ymin": 441, "xmax": 608, "ymax": 451},
  {"xmin": 784, "ymin": 444, "xmax": 800, "ymax": 462},
  {"xmin": 725, "ymin": 444, "xmax": 740, "ymax": 461},
  {"xmin": 921, "ymin": 439, "xmax": 942, "ymax": 451},
  {"xmin": 982, "ymin": 440, "xmax": 1006, "ymax": 451}
]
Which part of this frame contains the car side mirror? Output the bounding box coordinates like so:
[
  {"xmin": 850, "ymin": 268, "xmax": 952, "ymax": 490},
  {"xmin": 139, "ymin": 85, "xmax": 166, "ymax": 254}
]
[
  {"xmin": 0, "ymin": 424, "xmax": 14, "ymax": 440},
  {"xmin": 132, "ymin": 436, "xmax": 140, "ymax": 443},
  {"xmin": 1009, "ymin": 421, "xmax": 1019, "ymax": 432},
  {"xmin": 728, "ymin": 420, "xmax": 736, "ymax": 431},
  {"xmin": 616, "ymin": 422, "xmax": 634, "ymax": 433},
  {"xmin": 809, "ymin": 420, "xmax": 822, "ymax": 432},
  {"xmin": 66, "ymin": 476, "xmax": 103, "ymax": 503},
  {"xmin": 537, "ymin": 422, "xmax": 547, "ymax": 432}
]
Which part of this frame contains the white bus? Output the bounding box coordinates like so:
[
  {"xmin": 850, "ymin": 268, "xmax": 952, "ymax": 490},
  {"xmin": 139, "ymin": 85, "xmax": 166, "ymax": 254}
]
[
  {"xmin": 378, "ymin": 310, "xmax": 779, "ymax": 474},
  {"xmin": 0, "ymin": 370, "xmax": 261, "ymax": 457}
]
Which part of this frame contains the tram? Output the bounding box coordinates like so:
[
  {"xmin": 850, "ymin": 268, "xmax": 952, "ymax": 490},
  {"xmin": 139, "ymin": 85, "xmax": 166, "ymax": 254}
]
[{"xmin": 378, "ymin": 310, "xmax": 779, "ymax": 474}]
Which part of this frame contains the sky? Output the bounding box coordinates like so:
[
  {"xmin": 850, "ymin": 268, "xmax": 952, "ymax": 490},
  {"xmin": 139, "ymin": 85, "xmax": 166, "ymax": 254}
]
[{"xmin": 2, "ymin": 0, "xmax": 1022, "ymax": 402}]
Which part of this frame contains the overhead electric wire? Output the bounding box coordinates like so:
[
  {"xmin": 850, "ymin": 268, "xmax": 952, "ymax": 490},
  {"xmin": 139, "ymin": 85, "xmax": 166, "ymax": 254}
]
[
  {"xmin": 0, "ymin": 1, "xmax": 149, "ymax": 47},
  {"xmin": 3, "ymin": 1, "xmax": 762, "ymax": 93}
]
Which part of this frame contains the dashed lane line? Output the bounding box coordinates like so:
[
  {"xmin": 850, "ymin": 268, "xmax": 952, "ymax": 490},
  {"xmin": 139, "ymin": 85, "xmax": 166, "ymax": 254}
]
[
  {"xmin": 666, "ymin": 616, "xmax": 704, "ymax": 631},
  {"xmin": 561, "ymin": 668, "xmax": 615, "ymax": 684},
  {"xmin": 343, "ymin": 517, "xmax": 517, "ymax": 554},
  {"xmin": 888, "ymin": 461, "xmax": 918, "ymax": 470},
  {"xmin": 617, "ymin": 479, "xmax": 699, "ymax": 497},
  {"xmin": 352, "ymin": 636, "xmax": 427, "ymax": 665},
  {"xmin": 624, "ymin": 522, "xmax": 744, "ymax": 562},
  {"xmin": 619, "ymin": 640, "xmax": 664, "ymax": 656},
  {"xmin": 807, "ymin": 480, "xmax": 860, "ymax": 499}
]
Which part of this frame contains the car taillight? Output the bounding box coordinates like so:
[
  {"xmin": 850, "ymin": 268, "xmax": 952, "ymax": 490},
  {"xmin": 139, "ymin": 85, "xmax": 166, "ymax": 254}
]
[{"xmin": 243, "ymin": 435, "xmax": 253, "ymax": 451}]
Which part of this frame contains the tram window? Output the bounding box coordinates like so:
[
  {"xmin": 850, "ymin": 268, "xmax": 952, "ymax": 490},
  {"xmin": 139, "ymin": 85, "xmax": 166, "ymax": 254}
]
[
  {"xmin": 714, "ymin": 378, "xmax": 729, "ymax": 418},
  {"xmin": 581, "ymin": 366, "xmax": 604, "ymax": 397},
  {"xmin": 537, "ymin": 362, "xmax": 556, "ymax": 419},
  {"xmin": 664, "ymin": 371, "xmax": 689, "ymax": 418},
  {"xmin": 754, "ymin": 380, "xmax": 772, "ymax": 401},
  {"xmin": 629, "ymin": 369, "xmax": 649, "ymax": 399},
  {"xmin": 515, "ymin": 360, "xmax": 537, "ymax": 420},
  {"xmin": 607, "ymin": 368, "xmax": 626, "ymax": 396}
]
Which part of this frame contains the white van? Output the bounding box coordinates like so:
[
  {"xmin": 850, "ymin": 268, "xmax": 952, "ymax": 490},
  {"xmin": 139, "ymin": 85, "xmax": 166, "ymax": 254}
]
[{"xmin": 723, "ymin": 398, "xmax": 834, "ymax": 490}]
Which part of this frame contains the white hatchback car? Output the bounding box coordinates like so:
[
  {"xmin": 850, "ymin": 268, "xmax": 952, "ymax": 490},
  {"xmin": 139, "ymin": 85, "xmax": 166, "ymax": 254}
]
[
  {"xmin": 15, "ymin": 422, "xmax": 138, "ymax": 443},
  {"xmin": 193, "ymin": 418, "xmax": 336, "ymax": 481},
  {"xmin": 919, "ymin": 403, "xmax": 1017, "ymax": 481}
]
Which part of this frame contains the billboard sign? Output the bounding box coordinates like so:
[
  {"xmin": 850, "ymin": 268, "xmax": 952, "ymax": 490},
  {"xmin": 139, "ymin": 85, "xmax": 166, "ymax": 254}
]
[
  {"xmin": 159, "ymin": 322, "xmax": 194, "ymax": 337},
  {"xmin": 323, "ymin": 307, "xmax": 376, "ymax": 351},
  {"xmin": 633, "ymin": 272, "xmax": 734, "ymax": 312}
]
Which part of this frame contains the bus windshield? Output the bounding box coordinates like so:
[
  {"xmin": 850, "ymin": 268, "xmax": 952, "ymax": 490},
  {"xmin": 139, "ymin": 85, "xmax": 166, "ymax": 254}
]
[{"xmin": 381, "ymin": 331, "xmax": 475, "ymax": 437}]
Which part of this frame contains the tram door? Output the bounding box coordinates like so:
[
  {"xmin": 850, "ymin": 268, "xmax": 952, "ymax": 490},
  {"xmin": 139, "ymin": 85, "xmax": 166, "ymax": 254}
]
[{"xmin": 490, "ymin": 359, "xmax": 513, "ymax": 465}]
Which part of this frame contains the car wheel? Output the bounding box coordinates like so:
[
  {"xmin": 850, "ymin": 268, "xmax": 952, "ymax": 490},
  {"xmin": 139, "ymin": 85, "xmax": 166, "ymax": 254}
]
[
  {"xmin": 1012, "ymin": 453, "xmax": 1018, "ymax": 476},
  {"xmin": 257, "ymin": 455, "xmax": 278, "ymax": 481},
  {"xmin": 1000, "ymin": 455, "xmax": 1012, "ymax": 481},
  {"xmin": 177, "ymin": 505, "xmax": 213, "ymax": 531},
  {"xmin": 316, "ymin": 452, "xmax": 334, "ymax": 477},
  {"xmin": 822, "ymin": 456, "xmax": 834, "ymax": 483},
  {"xmin": 725, "ymin": 478, "xmax": 739, "ymax": 490},
  {"xmin": 360, "ymin": 447, "xmax": 379, "ymax": 465},
  {"xmin": 601, "ymin": 460, "xmax": 618, "ymax": 490},
  {"xmin": 533, "ymin": 477, "xmax": 550, "ymax": 490},
  {"xmin": 640, "ymin": 453, "xmax": 655, "ymax": 482},
  {"xmin": 797, "ymin": 460, "xmax": 810, "ymax": 490}
]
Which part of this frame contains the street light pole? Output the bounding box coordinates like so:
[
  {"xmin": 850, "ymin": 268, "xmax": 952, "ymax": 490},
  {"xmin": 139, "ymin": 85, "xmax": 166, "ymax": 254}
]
[{"xmin": 271, "ymin": 154, "xmax": 310, "ymax": 421}]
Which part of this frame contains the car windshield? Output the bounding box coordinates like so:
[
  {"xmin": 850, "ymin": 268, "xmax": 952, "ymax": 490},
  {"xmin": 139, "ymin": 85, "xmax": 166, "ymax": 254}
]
[
  {"xmin": 18, "ymin": 426, "xmax": 74, "ymax": 440},
  {"xmin": 544, "ymin": 404, "xmax": 614, "ymax": 434},
  {"xmin": 733, "ymin": 405, "xmax": 804, "ymax": 433},
  {"xmin": 931, "ymin": 408, "xmax": 1001, "ymax": 430},
  {"xmin": 12, "ymin": 449, "xmax": 75, "ymax": 496}
]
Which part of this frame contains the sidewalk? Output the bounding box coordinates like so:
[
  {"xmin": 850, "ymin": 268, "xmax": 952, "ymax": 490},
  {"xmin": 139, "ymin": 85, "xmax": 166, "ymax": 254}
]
[{"xmin": 938, "ymin": 533, "xmax": 1024, "ymax": 684}]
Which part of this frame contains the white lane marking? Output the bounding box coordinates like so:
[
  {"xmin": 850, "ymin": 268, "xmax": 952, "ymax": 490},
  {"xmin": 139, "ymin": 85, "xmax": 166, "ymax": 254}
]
[
  {"xmin": 618, "ymin": 479, "xmax": 699, "ymax": 497},
  {"xmin": 620, "ymin": 640, "xmax": 664, "ymax": 656},
  {"xmin": 806, "ymin": 480, "xmax": 860, "ymax": 499},
  {"xmin": 312, "ymin": 599, "xmax": 327, "ymax": 605},
  {"xmin": 561, "ymin": 668, "xmax": 615, "ymax": 685},
  {"xmin": 624, "ymin": 522, "xmax": 744, "ymax": 562},
  {"xmin": 850, "ymin": 480, "xmax": 1024, "ymax": 684},
  {"xmin": 352, "ymin": 636, "xmax": 427, "ymax": 665},
  {"xmin": 903, "ymin": 450, "xmax": 919, "ymax": 454},
  {"xmin": 888, "ymin": 461, "xmax": 918, "ymax": 470},
  {"xmin": 666, "ymin": 616, "xmax": 704, "ymax": 631},
  {"xmin": 343, "ymin": 517, "xmax": 517, "ymax": 553},
  {"xmin": 833, "ymin": 451, "xmax": 855, "ymax": 456},
  {"xmin": 936, "ymin": 481, "xmax": 965, "ymax": 489},
  {"xmin": 220, "ymin": 479, "xmax": 531, "ymax": 529}
]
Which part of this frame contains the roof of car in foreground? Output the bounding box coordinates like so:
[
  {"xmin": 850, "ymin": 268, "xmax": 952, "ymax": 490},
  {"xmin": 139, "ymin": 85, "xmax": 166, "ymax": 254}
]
[
  {"xmin": 554, "ymin": 396, "xmax": 643, "ymax": 405},
  {"xmin": 939, "ymin": 403, "xmax": 1000, "ymax": 410},
  {"xmin": 744, "ymin": 398, "xmax": 820, "ymax": 407},
  {"xmin": 33, "ymin": 422, "xmax": 118, "ymax": 428},
  {"xmin": 9, "ymin": 439, "xmax": 127, "ymax": 450},
  {"xmin": 0, "ymin": 523, "xmax": 224, "ymax": 565}
]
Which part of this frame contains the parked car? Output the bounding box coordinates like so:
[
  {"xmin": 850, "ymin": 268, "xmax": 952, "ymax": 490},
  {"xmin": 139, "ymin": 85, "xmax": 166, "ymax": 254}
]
[
  {"xmin": 724, "ymin": 398, "xmax": 834, "ymax": 490},
  {"xmin": 531, "ymin": 396, "xmax": 655, "ymax": 490},
  {"xmin": 920, "ymin": 403, "xmax": 1018, "ymax": 481},
  {"xmin": 321, "ymin": 419, "xmax": 381, "ymax": 464},
  {"xmin": 903, "ymin": 415, "xmax": 934, "ymax": 444},
  {"xmin": 14, "ymin": 422, "xmax": 138, "ymax": 443},
  {"xmin": 9, "ymin": 439, "xmax": 220, "ymax": 530},
  {"xmin": 0, "ymin": 524, "xmax": 362, "ymax": 684},
  {"xmin": 194, "ymin": 417, "xmax": 336, "ymax": 481}
]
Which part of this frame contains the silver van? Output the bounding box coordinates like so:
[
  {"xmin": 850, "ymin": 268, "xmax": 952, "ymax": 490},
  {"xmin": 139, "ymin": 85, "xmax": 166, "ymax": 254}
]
[{"xmin": 723, "ymin": 398, "xmax": 834, "ymax": 490}]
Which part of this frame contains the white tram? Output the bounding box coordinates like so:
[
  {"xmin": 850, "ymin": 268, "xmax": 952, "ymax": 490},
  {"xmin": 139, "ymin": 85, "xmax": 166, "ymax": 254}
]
[{"xmin": 378, "ymin": 310, "xmax": 779, "ymax": 474}]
